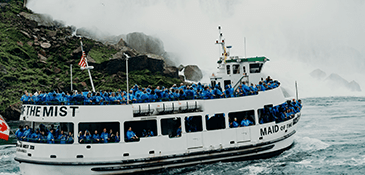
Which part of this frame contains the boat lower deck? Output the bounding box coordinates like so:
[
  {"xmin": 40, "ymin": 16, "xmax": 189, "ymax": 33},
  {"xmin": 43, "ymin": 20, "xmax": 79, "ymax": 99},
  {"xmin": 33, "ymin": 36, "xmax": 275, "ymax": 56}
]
[{"xmin": 16, "ymin": 128, "xmax": 296, "ymax": 175}]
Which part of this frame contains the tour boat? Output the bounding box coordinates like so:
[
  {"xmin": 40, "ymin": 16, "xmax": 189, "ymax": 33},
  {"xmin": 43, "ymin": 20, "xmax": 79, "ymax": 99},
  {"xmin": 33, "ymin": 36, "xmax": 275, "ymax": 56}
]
[{"xmin": 14, "ymin": 27, "xmax": 301, "ymax": 175}]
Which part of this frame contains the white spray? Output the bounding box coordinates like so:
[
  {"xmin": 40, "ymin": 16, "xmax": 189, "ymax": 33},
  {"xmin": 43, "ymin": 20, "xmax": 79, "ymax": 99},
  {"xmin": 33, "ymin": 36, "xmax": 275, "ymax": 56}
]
[{"xmin": 27, "ymin": 0, "xmax": 365, "ymax": 97}]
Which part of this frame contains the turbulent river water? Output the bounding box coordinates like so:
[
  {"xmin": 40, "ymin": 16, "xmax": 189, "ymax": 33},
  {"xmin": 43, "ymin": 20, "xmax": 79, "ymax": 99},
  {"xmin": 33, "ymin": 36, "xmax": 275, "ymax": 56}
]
[{"xmin": 1, "ymin": 96, "xmax": 365, "ymax": 175}]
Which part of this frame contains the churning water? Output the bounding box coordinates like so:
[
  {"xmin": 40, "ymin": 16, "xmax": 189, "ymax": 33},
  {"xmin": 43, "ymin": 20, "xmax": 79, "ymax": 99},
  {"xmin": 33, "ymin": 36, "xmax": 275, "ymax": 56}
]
[{"xmin": 1, "ymin": 96, "xmax": 365, "ymax": 174}]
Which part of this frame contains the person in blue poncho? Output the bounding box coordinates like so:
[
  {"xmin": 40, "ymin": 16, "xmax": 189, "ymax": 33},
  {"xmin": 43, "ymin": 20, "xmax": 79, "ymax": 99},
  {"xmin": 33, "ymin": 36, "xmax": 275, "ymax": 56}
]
[
  {"xmin": 100, "ymin": 128, "xmax": 109, "ymax": 143},
  {"xmin": 47, "ymin": 129, "xmax": 55, "ymax": 144},
  {"xmin": 30, "ymin": 129, "xmax": 40, "ymax": 142},
  {"xmin": 126, "ymin": 127, "xmax": 138, "ymax": 141},
  {"xmin": 212, "ymin": 84, "xmax": 223, "ymax": 98},
  {"xmin": 21, "ymin": 125, "xmax": 31, "ymax": 141},
  {"xmin": 78, "ymin": 131, "xmax": 84, "ymax": 143},
  {"xmin": 84, "ymin": 130, "xmax": 92, "ymax": 143},
  {"xmin": 115, "ymin": 131, "xmax": 120, "ymax": 142},
  {"xmin": 92, "ymin": 130, "xmax": 100, "ymax": 143},
  {"xmin": 20, "ymin": 91, "xmax": 29, "ymax": 103},
  {"xmin": 176, "ymin": 125, "xmax": 182, "ymax": 137},
  {"xmin": 148, "ymin": 90, "xmax": 158, "ymax": 102},
  {"xmin": 67, "ymin": 131, "xmax": 74, "ymax": 144},
  {"xmin": 15, "ymin": 125, "xmax": 24, "ymax": 140},
  {"xmin": 241, "ymin": 116, "xmax": 253, "ymax": 127},
  {"xmin": 230, "ymin": 118, "xmax": 239, "ymax": 128},
  {"xmin": 38, "ymin": 131, "xmax": 47, "ymax": 143},
  {"xmin": 202, "ymin": 86, "xmax": 212, "ymax": 99},
  {"xmin": 58, "ymin": 130, "xmax": 67, "ymax": 144}
]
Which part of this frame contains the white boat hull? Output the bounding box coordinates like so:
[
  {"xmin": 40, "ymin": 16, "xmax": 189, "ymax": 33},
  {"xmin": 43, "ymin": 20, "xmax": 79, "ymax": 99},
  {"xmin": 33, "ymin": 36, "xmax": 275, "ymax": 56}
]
[{"xmin": 17, "ymin": 125, "xmax": 296, "ymax": 175}]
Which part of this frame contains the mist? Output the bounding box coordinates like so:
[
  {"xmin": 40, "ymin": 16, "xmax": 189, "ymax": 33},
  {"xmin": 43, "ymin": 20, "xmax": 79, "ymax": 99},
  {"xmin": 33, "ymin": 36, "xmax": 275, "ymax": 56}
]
[{"xmin": 27, "ymin": 0, "xmax": 365, "ymax": 97}]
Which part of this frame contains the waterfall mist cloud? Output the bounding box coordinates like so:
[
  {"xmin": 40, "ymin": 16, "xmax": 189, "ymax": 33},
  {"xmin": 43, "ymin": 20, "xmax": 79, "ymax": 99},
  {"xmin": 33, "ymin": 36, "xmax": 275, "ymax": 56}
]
[{"xmin": 27, "ymin": 0, "xmax": 365, "ymax": 97}]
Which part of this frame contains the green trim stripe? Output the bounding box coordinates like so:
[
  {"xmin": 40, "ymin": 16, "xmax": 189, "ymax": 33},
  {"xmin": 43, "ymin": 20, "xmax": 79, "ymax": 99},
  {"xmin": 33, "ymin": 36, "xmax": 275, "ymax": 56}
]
[{"xmin": 217, "ymin": 56, "xmax": 269, "ymax": 64}]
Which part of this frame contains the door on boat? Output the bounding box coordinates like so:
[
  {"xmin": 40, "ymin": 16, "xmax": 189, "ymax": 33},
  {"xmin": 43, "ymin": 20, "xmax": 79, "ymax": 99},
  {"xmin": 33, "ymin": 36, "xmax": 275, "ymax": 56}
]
[
  {"xmin": 236, "ymin": 127, "xmax": 251, "ymax": 143},
  {"xmin": 185, "ymin": 115, "xmax": 203, "ymax": 149},
  {"xmin": 227, "ymin": 110, "xmax": 254, "ymax": 143}
]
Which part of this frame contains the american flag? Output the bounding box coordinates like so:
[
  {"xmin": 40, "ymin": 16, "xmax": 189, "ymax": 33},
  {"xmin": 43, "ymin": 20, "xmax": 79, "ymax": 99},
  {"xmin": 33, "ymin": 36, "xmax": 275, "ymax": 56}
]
[{"xmin": 78, "ymin": 51, "xmax": 87, "ymax": 68}]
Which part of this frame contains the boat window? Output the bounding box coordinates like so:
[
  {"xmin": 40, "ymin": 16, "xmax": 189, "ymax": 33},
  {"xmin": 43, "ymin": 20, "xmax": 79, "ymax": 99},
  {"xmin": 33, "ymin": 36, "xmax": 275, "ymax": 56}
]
[
  {"xmin": 243, "ymin": 66, "xmax": 246, "ymax": 73},
  {"xmin": 233, "ymin": 64, "xmax": 240, "ymax": 74},
  {"xmin": 185, "ymin": 116, "xmax": 203, "ymax": 133},
  {"xmin": 16, "ymin": 122, "xmax": 74, "ymax": 144},
  {"xmin": 211, "ymin": 81, "xmax": 216, "ymax": 88},
  {"xmin": 205, "ymin": 113, "xmax": 226, "ymax": 131},
  {"xmin": 224, "ymin": 80, "xmax": 231, "ymax": 88},
  {"xmin": 258, "ymin": 104, "xmax": 275, "ymax": 124},
  {"xmin": 226, "ymin": 65, "xmax": 231, "ymax": 74},
  {"xmin": 249, "ymin": 63, "xmax": 263, "ymax": 73},
  {"xmin": 161, "ymin": 118, "xmax": 182, "ymax": 138},
  {"xmin": 228, "ymin": 110, "xmax": 255, "ymax": 128},
  {"xmin": 124, "ymin": 120, "xmax": 157, "ymax": 142},
  {"xmin": 79, "ymin": 122, "xmax": 120, "ymax": 144}
]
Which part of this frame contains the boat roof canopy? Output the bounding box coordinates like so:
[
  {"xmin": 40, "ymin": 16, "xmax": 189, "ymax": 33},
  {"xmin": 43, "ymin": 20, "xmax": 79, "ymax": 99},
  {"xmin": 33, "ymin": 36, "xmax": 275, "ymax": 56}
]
[{"xmin": 217, "ymin": 56, "xmax": 269, "ymax": 64}]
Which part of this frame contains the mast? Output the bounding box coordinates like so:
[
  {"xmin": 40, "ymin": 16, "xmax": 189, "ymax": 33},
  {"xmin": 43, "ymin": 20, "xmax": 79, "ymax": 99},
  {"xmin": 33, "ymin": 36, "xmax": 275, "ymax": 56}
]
[
  {"xmin": 123, "ymin": 53, "xmax": 130, "ymax": 105},
  {"xmin": 215, "ymin": 26, "xmax": 227, "ymax": 62}
]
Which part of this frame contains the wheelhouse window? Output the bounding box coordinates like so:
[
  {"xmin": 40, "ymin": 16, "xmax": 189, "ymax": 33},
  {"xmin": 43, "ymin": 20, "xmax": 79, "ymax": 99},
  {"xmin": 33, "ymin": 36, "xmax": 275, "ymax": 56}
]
[
  {"xmin": 15, "ymin": 122, "xmax": 74, "ymax": 144},
  {"xmin": 228, "ymin": 110, "xmax": 255, "ymax": 128},
  {"xmin": 205, "ymin": 113, "xmax": 226, "ymax": 131},
  {"xmin": 124, "ymin": 120, "xmax": 157, "ymax": 142},
  {"xmin": 233, "ymin": 64, "xmax": 240, "ymax": 74},
  {"xmin": 249, "ymin": 63, "xmax": 263, "ymax": 73},
  {"xmin": 226, "ymin": 65, "xmax": 231, "ymax": 74},
  {"xmin": 161, "ymin": 118, "xmax": 182, "ymax": 138},
  {"xmin": 79, "ymin": 122, "xmax": 120, "ymax": 144},
  {"xmin": 185, "ymin": 116, "xmax": 203, "ymax": 133}
]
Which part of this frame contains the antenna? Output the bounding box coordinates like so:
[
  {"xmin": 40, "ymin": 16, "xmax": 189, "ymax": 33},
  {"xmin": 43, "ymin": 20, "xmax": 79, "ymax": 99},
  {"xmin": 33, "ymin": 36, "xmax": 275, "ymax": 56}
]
[
  {"xmin": 295, "ymin": 81, "xmax": 299, "ymax": 100},
  {"xmin": 244, "ymin": 37, "xmax": 246, "ymax": 58},
  {"xmin": 215, "ymin": 26, "xmax": 227, "ymax": 62}
]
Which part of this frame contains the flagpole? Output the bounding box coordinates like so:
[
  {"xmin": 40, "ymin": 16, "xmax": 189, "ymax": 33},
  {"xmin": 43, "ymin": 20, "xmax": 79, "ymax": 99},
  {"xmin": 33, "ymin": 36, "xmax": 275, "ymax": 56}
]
[
  {"xmin": 70, "ymin": 64, "xmax": 73, "ymax": 92},
  {"xmin": 80, "ymin": 41, "xmax": 96, "ymax": 92}
]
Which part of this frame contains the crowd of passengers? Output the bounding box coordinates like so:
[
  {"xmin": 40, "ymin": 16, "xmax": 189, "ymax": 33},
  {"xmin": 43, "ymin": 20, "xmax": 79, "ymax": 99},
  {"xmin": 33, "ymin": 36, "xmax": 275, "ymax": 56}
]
[
  {"xmin": 259, "ymin": 99, "xmax": 302, "ymax": 123},
  {"xmin": 125, "ymin": 126, "xmax": 182, "ymax": 142},
  {"xmin": 15, "ymin": 124, "xmax": 74, "ymax": 144},
  {"xmin": 78, "ymin": 128, "xmax": 120, "ymax": 143},
  {"xmin": 229, "ymin": 99, "xmax": 302, "ymax": 128},
  {"xmin": 20, "ymin": 76, "xmax": 280, "ymax": 105}
]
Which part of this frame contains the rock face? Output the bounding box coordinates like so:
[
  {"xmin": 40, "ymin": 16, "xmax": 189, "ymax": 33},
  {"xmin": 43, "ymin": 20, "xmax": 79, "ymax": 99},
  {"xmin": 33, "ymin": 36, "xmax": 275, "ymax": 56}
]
[
  {"xmin": 348, "ymin": 81, "xmax": 361, "ymax": 92},
  {"xmin": 125, "ymin": 32, "xmax": 165, "ymax": 56},
  {"xmin": 184, "ymin": 65, "xmax": 203, "ymax": 82},
  {"xmin": 4, "ymin": 102, "xmax": 22, "ymax": 121},
  {"xmin": 90, "ymin": 55, "xmax": 178, "ymax": 78},
  {"xmin": 309, "ymin": 69, "xmax": 361, "ymax": 92},
  {"xmin": 310, "ymin": 69, "xmax": 326, "ymax": 80},
  {"xmin": 324, "ymin": 73, "xmax": 361, "ymax": 92}
]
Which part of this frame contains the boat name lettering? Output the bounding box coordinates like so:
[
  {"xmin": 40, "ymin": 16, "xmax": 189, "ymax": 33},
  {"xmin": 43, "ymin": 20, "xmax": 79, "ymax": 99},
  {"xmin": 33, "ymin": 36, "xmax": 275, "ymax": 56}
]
[
  {"xmin": 260, "ymin": 122, "xmax": 294, "ymax": 136},
  {"xmin": 260, "ymin": 125, "xmax": 280, "ymax": 136},
  {"xmin": 22, "ymin": 105, "xmax": 79, "ymax": 117}
]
